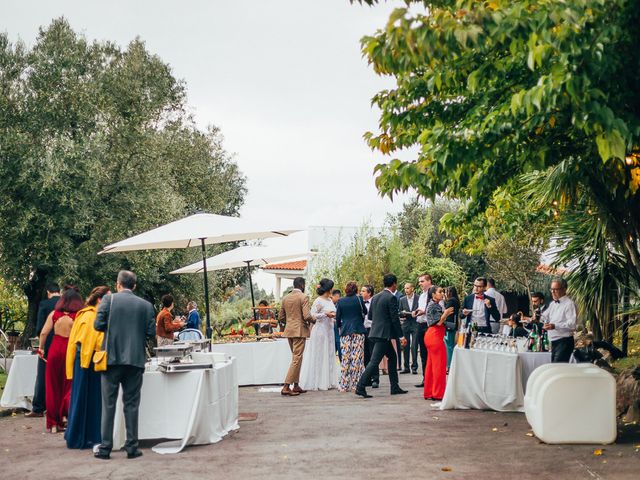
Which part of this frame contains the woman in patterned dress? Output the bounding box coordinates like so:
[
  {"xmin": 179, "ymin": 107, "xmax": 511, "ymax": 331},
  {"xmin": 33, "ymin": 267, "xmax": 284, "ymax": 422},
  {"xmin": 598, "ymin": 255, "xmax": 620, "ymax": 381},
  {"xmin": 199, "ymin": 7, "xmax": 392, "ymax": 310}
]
[{"xmin": 335, "ymin": 281, "xmax": 368, "ymax": 392}]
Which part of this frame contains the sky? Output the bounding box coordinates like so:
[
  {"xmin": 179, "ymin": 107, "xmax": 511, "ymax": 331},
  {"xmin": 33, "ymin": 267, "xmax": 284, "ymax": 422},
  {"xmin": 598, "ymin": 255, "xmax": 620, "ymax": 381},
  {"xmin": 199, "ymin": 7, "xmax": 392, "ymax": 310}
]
[{"xmin": 2, "ymin": 0, "xmax": 417, "ymax": 293}]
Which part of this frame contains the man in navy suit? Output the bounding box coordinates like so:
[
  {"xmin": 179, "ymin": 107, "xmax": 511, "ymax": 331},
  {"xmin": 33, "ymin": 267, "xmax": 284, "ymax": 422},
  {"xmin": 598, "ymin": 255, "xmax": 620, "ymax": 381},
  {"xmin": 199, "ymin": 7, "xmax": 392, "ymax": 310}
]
[
  {"xmin": 461, "ymin": 277, "xmax": 500, "ymax": 334},
  {"xmin": 356, "ymin": 274, "xmax": 408, "ymax": 398},
  {"xmin": 398, "ymin": 282, "xmax": 419, "ymax": 374}
]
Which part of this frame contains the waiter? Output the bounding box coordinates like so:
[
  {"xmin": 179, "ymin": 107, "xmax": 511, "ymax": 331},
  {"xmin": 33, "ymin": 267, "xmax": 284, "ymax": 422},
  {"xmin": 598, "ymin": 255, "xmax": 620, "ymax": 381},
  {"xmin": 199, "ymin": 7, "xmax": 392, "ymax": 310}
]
[{"xmin": 541, "ymin": 278, "xmax": 577, "ymax": 362}]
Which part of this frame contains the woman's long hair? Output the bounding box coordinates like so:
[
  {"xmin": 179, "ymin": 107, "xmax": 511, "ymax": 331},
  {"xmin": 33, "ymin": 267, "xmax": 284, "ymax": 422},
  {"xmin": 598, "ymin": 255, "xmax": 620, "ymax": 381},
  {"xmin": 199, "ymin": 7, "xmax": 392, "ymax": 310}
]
[
  {"xmin": 86, "ymin": 286, "xmax": 110, "ymax": 307},
  {"xmin": 446, "ymin": 286, "xmax": 459, "ymax": 302},
  {"xmin": 55, "ymin": 288, "xmax": 85, "ymax": 313}
]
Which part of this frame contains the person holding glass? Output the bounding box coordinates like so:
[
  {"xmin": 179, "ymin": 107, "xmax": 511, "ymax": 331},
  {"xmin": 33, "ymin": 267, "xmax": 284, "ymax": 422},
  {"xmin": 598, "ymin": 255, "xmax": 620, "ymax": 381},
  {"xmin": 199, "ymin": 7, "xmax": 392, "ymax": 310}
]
[{"xmin": 423, "ymin": 286, "xmax": 454, "ymax": 401}]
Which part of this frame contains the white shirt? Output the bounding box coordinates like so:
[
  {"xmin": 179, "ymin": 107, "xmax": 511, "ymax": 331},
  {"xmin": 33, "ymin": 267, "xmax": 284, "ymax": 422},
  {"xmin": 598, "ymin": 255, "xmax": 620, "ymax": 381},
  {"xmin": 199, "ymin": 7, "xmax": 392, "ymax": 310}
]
[
  {"xmin": 363, "ymin": 298, "xmax": 372, "ymax": 328},
  {"xmin": 485, "ymin": 287, "xmax": 507, "ymax": 317},
  {"xmin": 541, "ymin": 295, "xmax": 577, "ymax": 342},
  {"xmin": 472, "ymin": 296, "xmax": 487, "ymax": 327},
  {"xmin": 416, "ymin": 290, "xmax": 429, "ymax": 324}
]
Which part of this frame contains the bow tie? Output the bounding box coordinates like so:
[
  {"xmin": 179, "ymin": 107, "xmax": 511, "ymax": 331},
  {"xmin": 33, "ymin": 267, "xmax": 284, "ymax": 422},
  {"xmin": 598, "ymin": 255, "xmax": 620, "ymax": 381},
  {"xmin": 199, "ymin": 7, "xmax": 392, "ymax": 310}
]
[
  {"xmin": 554, "ymin": 300, "xmax": 560, "ymax": 304},
  {"xmin": 475, "ymin": 295, "xmax": 484, "ymax": 300}
]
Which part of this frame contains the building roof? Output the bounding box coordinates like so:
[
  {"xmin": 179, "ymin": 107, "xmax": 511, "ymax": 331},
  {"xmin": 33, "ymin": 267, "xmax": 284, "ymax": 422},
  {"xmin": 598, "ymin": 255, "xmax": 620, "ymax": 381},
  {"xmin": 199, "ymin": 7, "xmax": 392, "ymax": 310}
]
[
  {"xmin": 262, "ymin": 260, "xmax": 307, "ymax": 271},
  {"xmin": 536, "ymin": 263, "xmax": 568, "ymax": 275}
]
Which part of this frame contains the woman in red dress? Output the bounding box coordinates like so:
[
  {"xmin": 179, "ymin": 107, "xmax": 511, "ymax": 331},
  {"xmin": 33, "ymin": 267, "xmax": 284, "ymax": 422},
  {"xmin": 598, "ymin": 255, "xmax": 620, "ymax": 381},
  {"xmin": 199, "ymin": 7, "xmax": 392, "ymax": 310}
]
[
  {"xmin": 39, "ymin": 287, "xmax": 84, "ymax": 432},
  {"xmin": 423, "ymin": 286, "xmax": 455, "ymax": 401}
]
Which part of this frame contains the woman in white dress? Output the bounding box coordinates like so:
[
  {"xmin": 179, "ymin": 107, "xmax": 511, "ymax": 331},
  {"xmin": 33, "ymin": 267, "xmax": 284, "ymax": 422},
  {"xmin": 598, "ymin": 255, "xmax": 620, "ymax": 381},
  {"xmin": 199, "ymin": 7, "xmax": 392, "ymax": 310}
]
[{"xmin": 300, "ymin": 278, "xmax": 339, "ymax": 390}]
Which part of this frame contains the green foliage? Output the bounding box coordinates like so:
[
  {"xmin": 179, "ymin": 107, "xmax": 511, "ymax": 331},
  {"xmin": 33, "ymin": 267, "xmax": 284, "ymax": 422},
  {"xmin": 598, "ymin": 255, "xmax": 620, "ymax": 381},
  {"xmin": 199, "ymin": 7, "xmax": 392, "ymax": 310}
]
[
  {"xmin": 211, "ymin": 298, "xmax": 253, "ymax": 338},
  {"xmin": 0, "ymin": 278, "xmax": 27, "ymax": 333},
  {"xmin": 413, "ymin": 256, "xmax": 467, "ymax": 294},
  {"xmin": 0, "ymin": 19, "xmax": 247, "ymax": 336}
]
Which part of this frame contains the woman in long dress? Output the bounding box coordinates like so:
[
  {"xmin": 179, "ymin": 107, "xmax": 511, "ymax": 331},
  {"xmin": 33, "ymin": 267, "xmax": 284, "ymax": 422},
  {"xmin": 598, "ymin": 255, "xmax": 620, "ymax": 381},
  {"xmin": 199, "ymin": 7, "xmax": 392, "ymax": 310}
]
[
  {"xmin": 39, "ymin": 287, "xmax": 84, "ymax": 432},
  {"xmin": 299, "ymin": 278, "xmax": 339, "ymax": 391},
  {"xmin": 64, "ymin": 286, "xmax": 110, "ymax": 449},
  {"xmin": 423, "ymin": 286, "xmax": 454, "ymax": 401}
]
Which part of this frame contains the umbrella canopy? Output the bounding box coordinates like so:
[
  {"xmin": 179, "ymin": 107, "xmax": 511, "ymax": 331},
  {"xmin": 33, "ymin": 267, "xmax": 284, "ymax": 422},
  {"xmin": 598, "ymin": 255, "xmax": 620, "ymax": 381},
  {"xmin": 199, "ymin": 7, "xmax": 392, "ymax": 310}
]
[
  {"xmin": 169, "ymin": 245, "xmax": 314, "ymax": 274},
  {"xmin": 98, "ymin": 213, "xmax": 302, "ymax": 339},
  {"xmin": 98, "ymin": 213, "xmax": 300, "ymax": 254}
]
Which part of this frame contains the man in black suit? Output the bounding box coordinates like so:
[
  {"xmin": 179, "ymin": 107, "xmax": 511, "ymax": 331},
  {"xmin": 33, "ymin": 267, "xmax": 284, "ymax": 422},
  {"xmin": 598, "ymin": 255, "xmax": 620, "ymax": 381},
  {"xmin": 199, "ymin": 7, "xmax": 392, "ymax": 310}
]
[
  {"xmin": 398, "ymin": 282, "xmax": 419, "ymax": 374},
  {"xmin": 356, "ymin": 274, "xmax": 408, "ymax": 398},
  {"xmin": 94, "ymin": 270, "xmax": 155, "ymax": 460},
  {"xmin": 461, "ymin": 277, "xmax": 500, "ymax": 334},
  {"xmin": 360, "ymin": 284, "xmax": 379, "ymax": 388},
  {"xmin": 25, "ymin": 283, "xmax": 60, "ymax": 417}
]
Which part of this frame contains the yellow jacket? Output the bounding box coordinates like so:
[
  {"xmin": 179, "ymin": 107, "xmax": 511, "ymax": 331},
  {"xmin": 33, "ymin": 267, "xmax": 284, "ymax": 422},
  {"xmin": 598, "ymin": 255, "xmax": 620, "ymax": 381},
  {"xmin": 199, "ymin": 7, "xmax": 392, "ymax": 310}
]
[{"xmin": 66, "ymin": 305, "xmax": 104, "ymax": 379}]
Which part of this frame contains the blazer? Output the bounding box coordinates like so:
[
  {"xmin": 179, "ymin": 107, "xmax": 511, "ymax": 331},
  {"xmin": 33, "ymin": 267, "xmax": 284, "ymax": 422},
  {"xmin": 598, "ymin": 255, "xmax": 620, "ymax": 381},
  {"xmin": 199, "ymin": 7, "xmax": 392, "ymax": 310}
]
[
  {"xmin": 336, "ymin": 295, "xmax": 367, "ymax": 336},
  {"xmin": 94, "ymin": 290, "xmax": 155, "ymax": 369},
  {"xmin": 444, "ymin": 297, "xmax": 460, "ymax": 331},
  {"xmin": 278, "ymin": 289, "xmax": 312, "ymax": 338},
  {"xmin": 461, "ymin": 293, "xmax": 500, "ymax": 328},
  {"xmin": 399, "ymin": 294, "xmax": 419, "ymax": 326},
  {"xmin": 156, "ymin": 308, "xmax": 182, "ymax": 339},
  {"xmin": 368, "ymin": 289, "xmax": 403, "ymax": 341}
]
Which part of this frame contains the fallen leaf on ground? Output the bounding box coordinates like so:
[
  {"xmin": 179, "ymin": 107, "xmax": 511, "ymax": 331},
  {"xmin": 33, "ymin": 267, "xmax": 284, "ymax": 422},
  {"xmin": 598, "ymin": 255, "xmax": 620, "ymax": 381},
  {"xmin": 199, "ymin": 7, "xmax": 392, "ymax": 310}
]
[
  {"xmin": 432, "ymin": 416, "xmax": 439, "ymax": 420},
  {"xmin": 491, "ymin": 427, "xmax": 498, "ymax": 432},
  {"xmin": 441, "ymin": 467, "xmax": 452, "ymax": 472},
  {"xmin": 593, "ymin": 449, "xmax": 603, "ymax": 456},
  {"xmin": 526, "ymin": 432, "xmax": 534, "ymax": 437},
  {"xmin": 11, "ymin": 412, "xmax": 16, "ymax": 417},
  {"xmin": 503, "ymin": 422, "xmax": 508, "ymax": 426},
  {"xmin": 634, "ymin": 444, "xmax": 640, "ymax": 449}
]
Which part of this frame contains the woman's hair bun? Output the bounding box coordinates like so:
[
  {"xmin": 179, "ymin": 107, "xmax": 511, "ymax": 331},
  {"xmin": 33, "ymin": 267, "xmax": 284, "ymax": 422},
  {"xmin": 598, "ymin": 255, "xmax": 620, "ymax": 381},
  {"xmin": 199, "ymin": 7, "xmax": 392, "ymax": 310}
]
[{"xmin": 316, "ymin": 278, "xmax": 335, "ymax": 295}]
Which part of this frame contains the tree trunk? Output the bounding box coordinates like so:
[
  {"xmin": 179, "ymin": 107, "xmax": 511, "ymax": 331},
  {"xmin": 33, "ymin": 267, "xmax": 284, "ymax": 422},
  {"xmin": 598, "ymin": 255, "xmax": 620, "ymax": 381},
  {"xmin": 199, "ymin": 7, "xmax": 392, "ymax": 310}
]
[
  {"xmin": 621, "ymin": 287, "xmax": 630, "ymax": 357},
  {"xmin": 20, "ymin": 267, "xmax": 47, "ymax": 348}
]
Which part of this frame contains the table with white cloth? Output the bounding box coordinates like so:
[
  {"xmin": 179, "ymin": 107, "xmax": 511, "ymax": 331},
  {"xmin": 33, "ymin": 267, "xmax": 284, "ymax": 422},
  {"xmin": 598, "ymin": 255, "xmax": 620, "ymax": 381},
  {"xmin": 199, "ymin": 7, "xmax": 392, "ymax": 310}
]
[
  {"xmin": 209, "ymin": 339, "xmax": 291, "ymax": 386},
  {"xmin": 0, "ymin": 353, "xmax": 38, "ymax": 410},
  {"xmin": 113, "ymin": 357, "xmax": 239, "ymax": 454},
  {"xmin": 440, "ymin": 347, "xmax": 551, "ymax": 412}
]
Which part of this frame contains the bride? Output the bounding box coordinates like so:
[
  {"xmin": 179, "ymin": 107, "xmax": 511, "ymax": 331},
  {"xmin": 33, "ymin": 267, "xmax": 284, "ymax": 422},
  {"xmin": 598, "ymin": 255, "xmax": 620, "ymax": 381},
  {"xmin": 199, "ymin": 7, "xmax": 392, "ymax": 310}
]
[{"xmin": 300, "ymin": 278, "xmax": 339, "ymax": 390}]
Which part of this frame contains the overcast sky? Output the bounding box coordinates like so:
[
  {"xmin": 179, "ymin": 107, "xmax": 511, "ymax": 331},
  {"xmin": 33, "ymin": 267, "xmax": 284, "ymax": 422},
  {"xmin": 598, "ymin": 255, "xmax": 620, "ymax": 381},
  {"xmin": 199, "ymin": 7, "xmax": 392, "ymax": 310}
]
[{"xmin": 2, "ymin": 0, "xmax": 417, "ymax": 292}]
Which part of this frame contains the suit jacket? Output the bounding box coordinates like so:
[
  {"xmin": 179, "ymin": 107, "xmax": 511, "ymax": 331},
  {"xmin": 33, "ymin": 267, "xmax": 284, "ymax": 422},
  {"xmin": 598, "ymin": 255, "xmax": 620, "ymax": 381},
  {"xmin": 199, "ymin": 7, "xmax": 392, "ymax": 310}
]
[
  {"xmin": 462, "ymin": 293, "xmax": 500, "ymax": 328},
  {"xmin": 36, "ymin": 295, "xmax": 59, "ymax": 358},
  {"xmin": 279, "ymin": 289, "xmax": 312, "ymax": 338},
  {"xmin": 94, "ymin": 290, "xmax": 155, "ymax": 369},
  {"xmin": 335, "ymin": 294, "xmax": 367, "ymax": 336},
  {"xmin": 399, "ymin": 294, "xmax": 419, "ymax": 327},
  {"xmin": 368, "ymin": 289, "xmax": 403, "ymax": 341}
]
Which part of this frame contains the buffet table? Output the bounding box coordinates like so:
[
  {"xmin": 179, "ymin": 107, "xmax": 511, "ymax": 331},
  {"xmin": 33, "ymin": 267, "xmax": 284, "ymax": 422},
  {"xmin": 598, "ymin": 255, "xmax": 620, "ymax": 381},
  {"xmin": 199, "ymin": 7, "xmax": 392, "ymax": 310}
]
[
  {"xmin": 209, "ymin": 339, "xmax": 291, "ymax": 385},
  {"xmin": 440, "ymin": 348, "xmax": 551, "ymax": 412},
  {"xmin": 0, "ymin": 353, "xmax": 38, "ymax": 410},
  {"xmin": 113, "ymin": 357, "xmax": 238, "ymax": 454}
]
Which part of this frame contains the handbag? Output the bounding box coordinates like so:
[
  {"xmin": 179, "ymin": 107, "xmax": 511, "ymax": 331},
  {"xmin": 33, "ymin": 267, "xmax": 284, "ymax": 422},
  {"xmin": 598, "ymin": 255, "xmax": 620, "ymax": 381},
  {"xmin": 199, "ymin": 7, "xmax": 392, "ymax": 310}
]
[{"xmin": 93, "ymin": 294, "xmax": 112, "ymax": 372}]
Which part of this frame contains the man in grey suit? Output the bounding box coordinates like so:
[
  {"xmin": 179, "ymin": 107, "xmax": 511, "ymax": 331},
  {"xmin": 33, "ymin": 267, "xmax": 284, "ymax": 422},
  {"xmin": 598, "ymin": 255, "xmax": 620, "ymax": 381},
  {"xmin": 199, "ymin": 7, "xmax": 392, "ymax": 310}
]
[
  {"xmin": 94, "ymin": 270, "xmax": 155, "ymax": 460},
  {"xmin": 398, "ymin": 282, "xmax": 419, "ymax": 374},
  {"xmin": 356, "ymin": 274, "xmax": 408, "ymax": 398}
]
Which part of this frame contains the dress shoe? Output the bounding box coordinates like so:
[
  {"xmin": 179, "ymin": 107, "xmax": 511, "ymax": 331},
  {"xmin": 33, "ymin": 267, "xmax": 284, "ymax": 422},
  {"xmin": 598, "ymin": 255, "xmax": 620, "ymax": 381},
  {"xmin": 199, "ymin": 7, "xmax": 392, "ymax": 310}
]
[
  {"xmin": 355, "ymin": 388, "xmax": 372, "ymax": 399},
  {"xmin": 127, "ymin": 450, "xmax": 143, "ymax": 459},
  {"xmin": 281, "ymin": 389, "xmax": 300, "ymax": 396},
  {"xmin": 411, "ymin": 370, "xmax": 418, "ymax": 375},
  {"xmin": 371, "ymin": 381, "xmax": 379, "ymax": 389},
  {"xmin": 24, "ymin": 411, "xmax": 44, "ymax": 418},
  {"xmin": 400, "ymin": 369, "xmax": 411, "ymax": 374},
  {"xmin": 292, "ymin": 387, "xmax": 307, "ymax": 394},
  {"xmin": 415, "ymin": 382, "xmax": 424, "ymax": 388},
  {"xmin": 390, "ymin": 387, "xmax": 408, "ymax": 395},
  {"xmin": 94, "ymin": 451, "xmax": 111, "ymax": 460}
]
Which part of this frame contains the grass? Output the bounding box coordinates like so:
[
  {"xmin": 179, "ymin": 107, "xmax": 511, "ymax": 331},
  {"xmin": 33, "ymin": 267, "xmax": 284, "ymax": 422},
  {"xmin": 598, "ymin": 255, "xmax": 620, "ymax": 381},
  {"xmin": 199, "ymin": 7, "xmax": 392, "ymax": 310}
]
[
  {"xmin": 0, "ymin": 372, "xmax": 7, "ymax": 391},
  {"xmin": 612, "ymin": 323, "xmax": 640, "ymax": 372}
]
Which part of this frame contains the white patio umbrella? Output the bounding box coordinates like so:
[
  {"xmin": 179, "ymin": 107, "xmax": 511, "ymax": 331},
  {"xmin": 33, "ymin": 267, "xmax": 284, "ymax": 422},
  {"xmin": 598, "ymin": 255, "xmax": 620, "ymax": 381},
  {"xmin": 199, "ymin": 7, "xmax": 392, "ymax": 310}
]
[
  {"xmin": 98, "ymin": 213, "xmax": 302, "ymax": 338},
  {"xmin": 170, "ymin": 245, "xmax": 315, "ymax": 314}
]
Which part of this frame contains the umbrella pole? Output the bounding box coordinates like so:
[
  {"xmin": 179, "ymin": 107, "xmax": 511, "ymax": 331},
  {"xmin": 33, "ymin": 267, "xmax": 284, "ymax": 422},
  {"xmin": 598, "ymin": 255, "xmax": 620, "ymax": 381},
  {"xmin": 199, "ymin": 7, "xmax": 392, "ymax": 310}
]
[
  {"xmin": 246, "ymin": 261, "xmax": 257, "ymax": 321},
  {"xmin": 201, "ymin": 239, "xmax": 213, "ymax": 341}
]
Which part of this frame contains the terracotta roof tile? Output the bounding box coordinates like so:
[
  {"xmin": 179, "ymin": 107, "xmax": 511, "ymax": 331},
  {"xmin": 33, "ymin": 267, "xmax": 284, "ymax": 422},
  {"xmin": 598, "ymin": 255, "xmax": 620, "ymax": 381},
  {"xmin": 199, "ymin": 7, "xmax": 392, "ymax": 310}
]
[{"xmin": 262, "ymin": 260, "xmax": 307, "ymax": 271}]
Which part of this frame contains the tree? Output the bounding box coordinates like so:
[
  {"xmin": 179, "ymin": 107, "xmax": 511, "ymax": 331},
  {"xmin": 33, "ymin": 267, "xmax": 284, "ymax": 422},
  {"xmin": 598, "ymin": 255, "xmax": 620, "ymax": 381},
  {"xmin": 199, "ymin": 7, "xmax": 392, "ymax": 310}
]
[
  {"xmin": 359, "ymin": 0, "xmax": 640, "ymax": 287},
  {"xmin": 0, "ymin": 19, "xmax": 247, "ymax": 341}
]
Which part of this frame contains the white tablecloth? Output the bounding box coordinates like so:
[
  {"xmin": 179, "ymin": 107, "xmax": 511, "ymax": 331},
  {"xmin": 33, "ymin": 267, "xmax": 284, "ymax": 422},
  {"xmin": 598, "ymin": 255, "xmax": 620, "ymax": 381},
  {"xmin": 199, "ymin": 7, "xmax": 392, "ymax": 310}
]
[
  {"xmin": 113, "ymin": 358, "xmax": 238, "ymax": 454},
  {"xmin": 0, "ymin": 353, "xmax": 38, "ymax": 409},
  {"xmin": 210, "ymin": 339, "xmax": 291, "ymax": 385},
  {"xmin": 441, "ymin": 348, "xmax": 525, "ymax": 412},
  {"xmin": 518, "ymin": 351, "xmax": 552, "ymax": 391}
]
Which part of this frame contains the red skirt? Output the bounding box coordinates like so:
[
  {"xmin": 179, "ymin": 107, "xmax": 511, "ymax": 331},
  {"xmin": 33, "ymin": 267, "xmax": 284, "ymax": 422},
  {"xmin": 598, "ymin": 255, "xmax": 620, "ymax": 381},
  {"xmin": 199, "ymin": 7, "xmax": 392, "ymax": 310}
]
[
  {"xmin": 424, "ymin": 324, "xmax": 447, "ymax": 400},
  {"xmin": 45, "ymin": 334, "xmax": 71, "ymax": 429}
]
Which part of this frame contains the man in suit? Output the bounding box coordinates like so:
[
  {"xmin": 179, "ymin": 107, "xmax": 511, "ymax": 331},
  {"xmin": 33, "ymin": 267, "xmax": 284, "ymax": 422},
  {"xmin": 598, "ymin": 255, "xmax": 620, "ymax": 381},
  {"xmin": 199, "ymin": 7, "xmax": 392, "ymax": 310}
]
[
  {"xmin": 356, "ymin": 274, "xmax": 408, "ymax": 398},
  {"xmin": 278, "ymin": 277, "xmax": 313, "ymax": 397},
  {"xmin": 360, "ymin": 284, "xmax": 379, "ymax": 388},
  {"xmin": 461, "ymin": 277, "xmax": 500, "ymax": 334},
  {"xmin": 94, "ymin": 270, "xmax": 155, "ymax": 460},
  {"xmin": 398, "ymin": 282, "xmax": 419, "ymax": 374},
  {"xmin": 25, "ymin": 283, "xmax": 60, "ymax": 417}
]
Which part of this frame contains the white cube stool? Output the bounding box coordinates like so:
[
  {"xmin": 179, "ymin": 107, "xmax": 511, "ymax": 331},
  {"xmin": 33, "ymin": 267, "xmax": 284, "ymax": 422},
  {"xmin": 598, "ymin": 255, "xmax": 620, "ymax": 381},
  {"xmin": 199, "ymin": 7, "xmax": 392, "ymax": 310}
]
[{"xmin": 524, "ymin": 363, "xmax": 616, "ymax": 444}]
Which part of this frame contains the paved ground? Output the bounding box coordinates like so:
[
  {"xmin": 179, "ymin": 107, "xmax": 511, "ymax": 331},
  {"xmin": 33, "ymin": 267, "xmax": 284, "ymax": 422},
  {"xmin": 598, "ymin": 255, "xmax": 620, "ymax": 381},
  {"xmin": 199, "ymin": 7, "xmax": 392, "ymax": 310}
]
[{"xmin": 1, "ymin": 374, "xmax": 639, "ymax": 480}]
